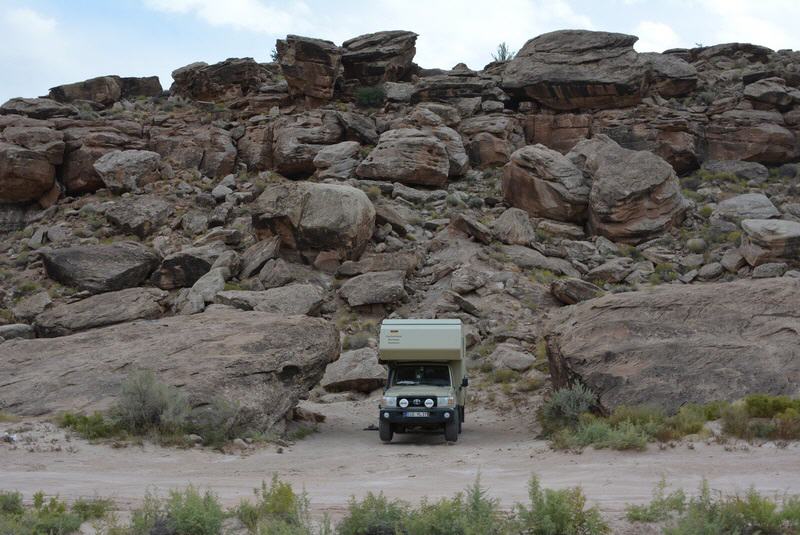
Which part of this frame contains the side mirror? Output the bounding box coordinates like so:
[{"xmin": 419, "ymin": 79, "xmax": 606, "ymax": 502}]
[{"xmin": 461, "ymin": 377, "xmax": 469, "ymax": 388}]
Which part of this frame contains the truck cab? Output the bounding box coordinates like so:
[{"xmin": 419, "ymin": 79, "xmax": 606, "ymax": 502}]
[{"xmin": 377, "ymin": 319, "xmax": 468, "ymax": 443}]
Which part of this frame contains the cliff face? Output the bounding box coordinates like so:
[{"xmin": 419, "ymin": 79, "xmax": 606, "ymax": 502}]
[{"xmin": 0, "ymin": 29, "xmax": 799, "ymax": 418}]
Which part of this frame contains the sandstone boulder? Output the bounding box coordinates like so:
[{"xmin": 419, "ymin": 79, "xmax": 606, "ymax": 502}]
[
  {"xmin": 546, "ymin": 278, "xmax": 800, "ymax": 413},
  {"xmin": 701, "ymin": 160, "xmax": 769, "ymax": 183},
  {"xmin": 743, "ymin": 77, "xmax": 800, "ymax": 108},
  {"xmin": 502, "ymin": 30, "xmax": 644, "ymax": 110},
  {"xmin": 41, "ymin": 242, "xmax": 159, "ymax": 294},
  {"xmin": 148, "ymin": 124, "xmax": 235, "ymax": 180},
  {"xmin": 0, "ymin": 97, "xmax": 77, "ymax": 119},
  {"xmin": 713, "ymin": 193, "xmax": 780, "ymax": 222},
  {"xmin": 458, "ymin": 114, "xmax": 525, "ymax": 168},
  {"xmin": 252, "ymin": 181, "xmax": 375, "ymax": 261},
  {"xmin": 216, "ymin": 284, "xmax": 324, "ymax": 315},
  {"xmin": 239, "ymin": 237, "xmax": 281, "ymax": 279},
  {"xmin": 0, "ymin": 309, "xmax": 339, "ymax": 432},
  {"xmin": 313, "ymin": 140, "xmax": 361, "ymax": 179},
  {"xmin": 491, "ymin": 208, "xmax": 537, "ymax": 245},
  {"xmin": 34, "ymin": 287, "xmax": 166, "ymax": 337},
  {"xmin": 48, "ymin": 75, "xmax": 162, "ymax": 107},
  {"xmin": 104, "ymin": 195, "xmax": 174, "ymax": 238},
  {"xmin": 356, "ymin": 128, "xmax": 450, "ymax": 187},
  {"xmin": 568, "ymin": 135, "xmax": 688, "ymax": 243},
  {"xmin": 272, "ymin": 111, "xmax": 344, "ymax": 177},
  {"xmin": 740, "ymin": 219, "xmax": 800, "ymax": 266},
  {"xmin": 342, "ymin": 31, "xmax": 417, "ymax": 85},
  {"xmin": 151, "ymin": 242, "xmax": 228, "ymax": 290},
  {"xmin": 499, "ymin": 244, "xmax": 580, "ymax": 277},
  {"xmin": 490, "ymin": 343, "xmax": 536, "ymax": 372},
  {"xmin": 337, "ymin": 252, "xmax": 421, "ymax": 277},
  {"xmin": 706, "ymin": 110, "xmax": 797, "ymax": 164},
  {"xmin": 338, "ymin": 270, "xmax": 407, "ymax": 307},
  {"xmin": 1, "ymin": 125, "xmax": 65, "ymax": 165},
  {"xmin": 277, "ymin": 35, "xmax": 341, "ymax": 101},
  {"xmin": 550, "ymin": 278, "xmax": 602, "ymax": 305},
  {"xmin": 93, "ymin": 150, "xmax": 166, "ymax": 193},
  {"xmin": 0, "ymin": 141, "xmax": 55, "ymax": 203},
  {"xmin": 502, "ymin": 144, "xmax": 590, "ymax": 223},
  {"xmin": 321, "ymin": 347, "xmax": 387, "ymax": 393},
  {"xmin": 170, "ymin": 58, "xmax": 272, "ymax": 101}
]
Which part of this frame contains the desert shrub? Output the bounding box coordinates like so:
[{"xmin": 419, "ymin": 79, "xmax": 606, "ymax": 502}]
[
  {"xmin": 71, "ymin": 497, "xmax": 114, "ymax": 522},
  {"xmin": 238, "ymin": 476, "xmax": 312, "ymax": 532},
  {"xmin": 555, "ymin": 417, "xmax": 648, "ymax": 452},
  {"xmin": 113, "ymin": 369, "xmax": 189, "ymax": 434},
  {"xmin": 626, "ymin": 478, "xmax": 686, "ymax": 523},
  {"xmin": 129, "ymin": 490, "xmax": 165, "ymax": 535},
  {"xmin": 513, "ymin": 476, "xmax": 609, "ymax": 534},
  {"xmin": 744, "ymin": 394, "xmax": 800, "ymax": 418},
  {"xmin": 406, "ymin": 478, "xmax": 504, "ymax": 535},
  {"xmin": 188, "ymin": 397, "xmax": 242, "ymax": 448},
  {"xmin": 337, "ymin": 492, "xmax": 409, "ymax": 535},
  {"xmin": 721, "ymin": 403, "xmax": 752, "ymax": 438},
  {"xmin": 539, "ymin": 383, "xmax": 596, "ymax": 433},
  {"xmin": 493, "ymin": 369, "xmax": 519, "ymax": 384},
  {"xmin": 166, "ymin": 486, "xmax": 224, "ymax": 535},
  {"xmin": 342, "ymin": 331, "xmax": 371, "ymax": 350},
  {"xmin": 355, "ymin": 86, "xmax": 385, "ymax": 108},
  {"xmin": 57, "ymin": 411, "xmax": 119, "ymax": 440},
  {"xmin": 653, "ymin": 263, "xmax": 679, "ymax": 283},
  {"xmin": 722, "ymin": 397, "xmax": 800, "ymax": 440},
  {"xmin": 491, "ymin": 42, "xmax": 516, "ymax": 62},
  {"xmin": 698, "ymin": 205, "xmax": 714, "ymax": 218},
  {"xmin": 365, "ymin": 186, "xmax": 382, "ymax": 200},
  {"xmin": 0, "ymin": 492, "xmax": 23, "ymax": 516}
]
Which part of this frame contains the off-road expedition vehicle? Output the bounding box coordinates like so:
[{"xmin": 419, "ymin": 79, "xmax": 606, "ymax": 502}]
[{"xmin": 377, "ymin": 319, "xmax": 468, "ymax": 443}]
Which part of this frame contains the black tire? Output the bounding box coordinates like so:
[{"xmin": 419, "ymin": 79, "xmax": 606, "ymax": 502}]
[
  {"xmin": 379, "ymin": 419, "xmax": 393, "ymax": 443},
  {"xmin": 444, "ymin": 414, "xmax": 459, "ymax": 442}
]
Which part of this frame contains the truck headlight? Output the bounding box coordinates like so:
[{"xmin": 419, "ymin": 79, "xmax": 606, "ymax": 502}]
[
  {"xmin": 424, "ymin": 398, "xmax": 434, "ymax": 408},
  {"xmin": 382, "ymin": 396, "xmax": 397, "ymax": 408},
  {"xmin": 399, "ymin": 398, "xmax": 409, "ymax": 408},
  {"xmin": 437, "ymin": 396, "xmax": 455, "ymax": 407}
]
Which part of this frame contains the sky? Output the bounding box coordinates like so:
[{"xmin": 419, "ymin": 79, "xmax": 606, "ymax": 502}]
[{"xmin": 2, "ymin": 0, "xmax": 800, "ymax": 104}]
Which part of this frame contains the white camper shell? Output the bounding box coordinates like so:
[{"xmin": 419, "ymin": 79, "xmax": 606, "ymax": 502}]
[{"xmin": 377, "ymin": 319, "xmax": 468, "ymax": 443}]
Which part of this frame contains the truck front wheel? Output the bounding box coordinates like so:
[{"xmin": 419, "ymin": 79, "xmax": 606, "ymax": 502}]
[
  {"xmin": 379, "ymin": 420, "xmax": 393, "ymax": 443},
  {"xmin": 444, "ymin": 414, "xmax": 459, "ymax": 442}
]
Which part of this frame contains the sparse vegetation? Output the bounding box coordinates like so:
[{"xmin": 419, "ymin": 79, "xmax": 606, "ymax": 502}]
[
  {"xmin": 491, "ymin": 42, "xmax": 516, "ymax": 62},
  {"xmin": 627, "ymin": 479, "xmax": 800, "ymax": 534},
  {"xmin": 721, "ymin": 395, "xmax": 800, "ymax": 440},
  {"xmin": 0, "ymin": 491, "xmax": 109, "ymax": 535}
]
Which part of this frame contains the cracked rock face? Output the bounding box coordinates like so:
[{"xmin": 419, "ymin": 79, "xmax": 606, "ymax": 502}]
[
  {"xmin": 545, "ymin": 278, "xmax": 800, "ymax": 413},
  {"xmin": 0, "ymin": 309, "xmax": 339, "ymax": 431}
]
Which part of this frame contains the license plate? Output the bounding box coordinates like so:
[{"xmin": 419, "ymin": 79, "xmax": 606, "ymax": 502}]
[{"xmin": 404, "ymin": 411, "xmax": 429, "ymax": 417}]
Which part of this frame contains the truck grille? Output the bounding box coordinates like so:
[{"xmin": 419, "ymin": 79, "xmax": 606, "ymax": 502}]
[{"xmin": 399, "ymin": 396, "xmax": 437, "ymax": 408}]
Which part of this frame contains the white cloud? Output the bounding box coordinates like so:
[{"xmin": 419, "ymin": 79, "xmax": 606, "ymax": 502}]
[
  {"xmin": 633, "ymin": 21, "xmax": 681, "ymax": 52},
  {"xmin": 699, "ymin": 0, "xmax": 799, "ymax": 51},
  {"xmin": 144, "ymin": 0, "xmax": 314, "ymax": 35}
]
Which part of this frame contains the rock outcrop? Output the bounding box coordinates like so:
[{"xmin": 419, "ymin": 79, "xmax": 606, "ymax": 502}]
[
  {"xmin": 0, "ymin": 309, "xmax": 339, "ymax": 432},
  {"xmin": 740, "ymin": 219, "xmax": 800, "ymax": 266},
  {"xmin": 170, "ymin": 58, "xmax": 273, "ymax": 101},
  {"xmin": 251, "ymin": 181, "xmax": 375, "ymax": 261},
  {"xmin": 356, "ymin": 128, "xmax": 450, "ymax": 186},
  {"xmin": 41, "ymin": 242, "xmax": 159, "ymax": 294},
  {"xmin": 93, "ymin": 150, "xmax": 167, "ymax": 194},
  {"xmin": 321, "ymin": 347, "xmax": 386, "ymax": 393},
  {"xmin": 342, "ymin": 31, "xmax": 417, "ymax": 85},
  {"xmin": 277, "ymin": 35, "xmax": 342, "ymax": 101},
  {"xmin": 48, "ymin": 75, "xmax": 162, "ymax": 107},
  {"xmin": 546, "ymin": 278, "xmax": 800, "ymax": 413}
]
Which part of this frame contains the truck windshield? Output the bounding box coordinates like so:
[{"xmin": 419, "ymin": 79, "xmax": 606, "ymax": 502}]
[{"xmin": 392, "ymin": 365, "xmax": 451, "ymax": 387}]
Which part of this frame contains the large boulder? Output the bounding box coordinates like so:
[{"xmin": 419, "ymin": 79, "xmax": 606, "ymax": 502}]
[
  {"xmin": 546, "ymin": 278, "xmax": 800, "ymax": 413},
  {"xmin": 743, "ymin": 77, "xmax": 800, "ymax": 108},
  {"xmin": 1, "ymin": 125, "xmax": 65, "ymax": 165},
  {"xmin": 706, "ymin": 109, "xmax": 797, "ymax": 164},
  {"xmin": 215, "ymin": 284, "xmax": 325, "ymax": 315},
  {"xmin": 567, "ymin": 135, "xmax": 688, "ymax": 243},
  {"xmin": 104, "ymin": 195, "xmax": 174, "ymax": 238},
  {"xmin": 321, "ymin": 347, "xmax": 386, "ymax": 393},
  {"xmin": 713, "ymin": 193, "xmax": 780, "ymax": 222},
  {"xmin": 252, "ymin": 181, "xmax": 375, "ymax": 261},
  {"xmin": 0, "ymin": 97, "xmax": 77, "ymax": 119},
  {"xmin": 740, "ymin": 219, "xmax": 800, "ymax": 266},
  {"xmin": 34, "ymin": 287, "xmax": 167, "ymax": 337},
  {"xmin": 170, "ymin": 58, "xmax": 272, "ymax": 100},
  {"xmin": 277, "ymin": 35, "xmax": 342, "ymax": 101},
  {"xmin": 49, "ymin": 75, "xmax": 161, "ymax": 106},
  {"xmin": 491, "ymin": 207, "xmax": 537, "ymax": 245},
  {"xmin": 151, "ymin": 242, "xmax": 228, "ymax": 290},
  {"xmin": 0, "ymin": 309, "xmax": 339, "ymax": 432},
  {"xmin": 550, "ymin": 278, "xmax": 602, "ymax": 305},
  {"xmin": 458, "ymin": 114, "xmax": 525, "ymax": 168},
  {"xmin": 313, "ymin": 141, "xmax": 361, "ymax": 180},
  {"xmin": 0, "ymin": 142, "xmax": 55, "ymax": 203},
  {"xmin": 272, "ymin": 111, "xmax": 344, "ymax": 177},
  {"xmin": 356, "ymin": 128, "xmax": 450, "ymax": 187},
  {"xmin": 148, "ymin": 123, "xmax": 235, "ymax": 180},
  {"xmin": 502, "ymin": 30, "xmax": 644, "ymax": 110},
  {"xmin": 93, "ymin": 150, "xmax": 166, "ymax": 194},
  {"xmin": 41, "ymin": 242, "xmax": 159, "ymax": 294},
  {"xmin": 502, "ymin": 144, "xmax": 590, "ymax": 223},
  {"xmin": 341, "ymin": 31, "xmax": 417, "ymax": 85},
  {"xmin": 338, "ymin": 270, "xmax": 407, "ymax": 307}
]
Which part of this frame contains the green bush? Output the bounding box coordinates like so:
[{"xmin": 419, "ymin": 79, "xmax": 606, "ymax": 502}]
[
  {"xmin": 71, "ymin": 497, "xmax": 114, "ymax": 522},
  {"xmin": 238, "ymin": 476, "xmax": 312, "ymax": 532},
  {"xmin": 337, "ymin": 492, "xmax": 409, "ymax": 535},
  {"xmin": 406, "ymin": 478, "xmax": 503, "ymax": 535},
  {"xmin": 114, "ymin": 369, "xmax": 189, "ymax": 434},
  {"xmin": 189, "ymin": 397, "xmax": 242, "ymax": 449},
  {"xmin": 57, "ymin": 412, "xmax": 119, "ymax": 440},
  {"xmin": 744, "ymin": 394, "xmax": 800, "ymax": 418},
  {"xmin": 626, "ymin": 478, "xmax": 686, "ymax": 523},
  {"xmin": 166, "ymin": 486, "xmax": 224, "ymax": 535},
  {"xmin": 0, "ymin": 492, "xmax": 23, "ymax": 516},
  {"xmin": 513, "ymin": 476, "xmax": 609, "ymax": 534},
  {"xmin": 355, "ymin": 86, "xmax": 385, "ymax": 108},
  {"xmin": 722, "ymin": 397, "xmax": 800, "ymax": 440},
  {"xmin": 539, "ymin": 384, "xmax": 596, "ymax": 433}
]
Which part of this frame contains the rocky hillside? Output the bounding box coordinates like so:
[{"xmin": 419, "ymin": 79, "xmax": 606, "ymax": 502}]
[{"xmin": 1, "ymin": 29, "xmax": 798, "ymax": 428}]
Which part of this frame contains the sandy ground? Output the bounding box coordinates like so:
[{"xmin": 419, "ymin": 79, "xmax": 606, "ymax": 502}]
[{"xmin": 2, "ymin": 397, "xmax": 799, "ymax": 529}]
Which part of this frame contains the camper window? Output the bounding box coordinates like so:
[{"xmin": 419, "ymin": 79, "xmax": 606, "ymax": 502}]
[{"xmin": 392, "ymin": 365, "xmax": 451, "ymax": 387}]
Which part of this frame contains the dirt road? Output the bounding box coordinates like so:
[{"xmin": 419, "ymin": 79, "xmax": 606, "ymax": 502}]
[{"xmin": 2, "ymin": 396, "xmax": 799, "ymax": 523}]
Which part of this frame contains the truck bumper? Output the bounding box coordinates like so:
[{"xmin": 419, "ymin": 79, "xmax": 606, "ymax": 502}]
[{"xmin": 379, "ymin": 407, "xmax": 456, "ymax": 425}]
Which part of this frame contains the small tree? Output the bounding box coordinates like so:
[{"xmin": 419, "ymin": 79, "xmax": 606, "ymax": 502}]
[
  {"xmin": 270, "ymin": 47, "xmax": 279, "ymax": 62},
  {"xmin": 492, "ymin": 42, "xmax": 515, "ymax": 62}
]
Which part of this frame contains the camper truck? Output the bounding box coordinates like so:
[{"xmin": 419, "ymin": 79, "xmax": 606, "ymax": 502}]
[{"xmin": 377, "ymin": 319, "xmax": 468, "ymax": 443}]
